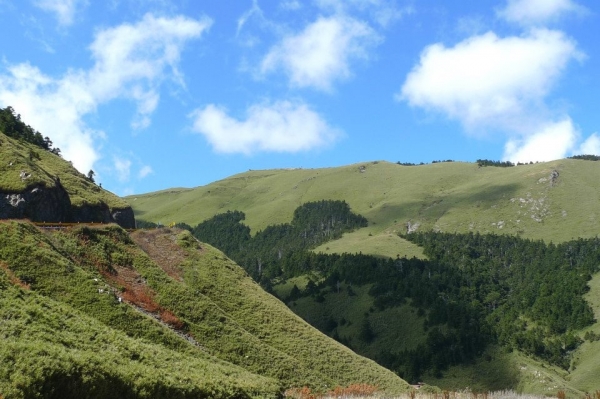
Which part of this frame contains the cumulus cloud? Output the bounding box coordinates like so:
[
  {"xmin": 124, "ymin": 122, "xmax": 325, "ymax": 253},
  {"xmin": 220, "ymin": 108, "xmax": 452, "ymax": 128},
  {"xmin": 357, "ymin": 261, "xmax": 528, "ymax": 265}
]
[
  {"xmin": 260, "ymin": 15, "xmax": 380, "ymax": 91},
  {"xmin": 400, "ymin": 29, "xmax": 581, "ymax": 131},
  {"xmin": 0, "ymin": 13, "xmax": 210, "ymax": 173},
  {"xmin": 87, "ymin": 14, "xmax": 211, "ymax": 121},
  {"xmin": 498, "ymin": 0, "xmax": 586, "ymax": 26},
  {"xmin": 503, "ymin": 119, "xmax": 578, "ymax": 163},
  {"xmin": 399, "ymin": 25, "xmax": 589, "ymax": 163},
  {"xmin": 578, "ymin": 133, "xmax": 600, "ymax": 155},
  {"xmin": 0, "ymin": 63, "xmax": 100, "ymax": 172},
  {"xmin": 190, "ymin": 100, "xmax": 341, "ymax": 154},
  {"xmin": 34, "ymin": 0, "xmax": 86, "ymax": 26}
]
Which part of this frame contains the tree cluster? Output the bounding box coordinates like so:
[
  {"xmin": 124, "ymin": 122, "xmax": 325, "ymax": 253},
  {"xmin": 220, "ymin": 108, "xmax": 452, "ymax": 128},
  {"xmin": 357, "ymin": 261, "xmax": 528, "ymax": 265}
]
[
  {"xmin": 175, "ymin": 201, "xmax": 600, "ymax": 382},
  {"xmin": 0, "ymin": 106, "xmax": 61, "ymax": 156},
  {"xmin": 476, "ymin": 159, "xmax": 515, "ymax": 167},
  {"xmin": 569, "ymin": 154, "xmax": 600, "ymax": 161},
  {"xmin": 190, "ymin": 200, "xmax": 367, "ymax": 284}
]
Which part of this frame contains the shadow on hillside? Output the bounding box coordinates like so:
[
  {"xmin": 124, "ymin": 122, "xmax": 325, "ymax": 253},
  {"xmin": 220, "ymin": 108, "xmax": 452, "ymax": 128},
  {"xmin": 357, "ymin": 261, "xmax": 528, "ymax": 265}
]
[
  {"xmin": 423, "ymin": 347, "xmax": 520, "ymax": 391},
  {"xmin": 372, "ymin": 183, "xmax": 521, "ymax": 228}
]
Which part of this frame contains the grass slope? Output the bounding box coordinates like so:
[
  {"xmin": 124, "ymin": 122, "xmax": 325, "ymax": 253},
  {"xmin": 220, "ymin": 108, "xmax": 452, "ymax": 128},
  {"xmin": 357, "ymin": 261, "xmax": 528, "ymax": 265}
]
[
  {"xmin": 0, "ymin": 249, "xmax": 279, "ymax": 397},
  {"xmin": 127, "ymin": 160, "xmax": 600, "ymax": 258},
  {"xmin": 0, "ymin": 221, "xmax": 410, "ymax": 396},
  {"xmin": 130, "ymin": 228, "xmax": 410, "ymax": 393},
  {"xmin": 0, "ymin": 131, "xmax": 127, "ymax": 208}
]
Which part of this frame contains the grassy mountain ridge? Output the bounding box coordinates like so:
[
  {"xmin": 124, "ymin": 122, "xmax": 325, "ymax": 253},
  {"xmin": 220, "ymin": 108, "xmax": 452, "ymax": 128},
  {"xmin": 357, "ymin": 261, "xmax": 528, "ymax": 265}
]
[
  {"xmin": 127, "ymin": 159, "xmax": 600, "ymax": 258},
  {"xmin": 0, "ymin": 131, "xmax": 127, "ymax": 209},
  {"xmin": 126, "ymin": 159, "xmax": 600, "ymax": 394},
  {"xmin": 0, "ymin": 220, "xmax": 410, "ymax": 397},
  {"xmin": 1, "ymin": 130, "xmax": 134, "ymax": 227},
  {"xmin": 0, "ymin": 127, "xmax": 411, "ymax": 396}
]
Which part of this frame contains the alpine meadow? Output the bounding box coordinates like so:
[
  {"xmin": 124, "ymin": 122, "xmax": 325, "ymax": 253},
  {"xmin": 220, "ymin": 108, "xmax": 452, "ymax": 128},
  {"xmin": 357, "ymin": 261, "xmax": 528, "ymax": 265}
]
[{"xmin": 2, "ymin": 0, "xmax": 600, "ymax": 398}]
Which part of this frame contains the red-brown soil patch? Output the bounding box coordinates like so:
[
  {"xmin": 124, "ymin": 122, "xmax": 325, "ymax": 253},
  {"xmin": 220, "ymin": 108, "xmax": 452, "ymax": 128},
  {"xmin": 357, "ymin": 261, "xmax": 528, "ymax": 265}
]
[
  {"xmin": 0, "ymin": 260, "xmax": 30, "ymax": 290},
  {"xmin": 130, "ymin": 228, "xmax": 190, "ymax": 281}
]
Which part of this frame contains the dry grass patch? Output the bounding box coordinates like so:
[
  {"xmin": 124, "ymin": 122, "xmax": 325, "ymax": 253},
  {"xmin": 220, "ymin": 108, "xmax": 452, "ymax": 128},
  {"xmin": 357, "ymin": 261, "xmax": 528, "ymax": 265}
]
[{"xmin": 131, "ymin": 228, "xmax": 192, "ymax": 281}]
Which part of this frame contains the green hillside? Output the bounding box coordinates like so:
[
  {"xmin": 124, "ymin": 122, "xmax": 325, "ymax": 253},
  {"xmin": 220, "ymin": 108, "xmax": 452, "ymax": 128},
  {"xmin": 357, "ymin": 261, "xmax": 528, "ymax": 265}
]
[
  {"xmin": 127, "ymin": 159, "xmax": 600, "ymax": 394},
  {"xmin": 0, "ymin": 268, "xmax": 279, "ymax": 399},
  {"xmin": 279, "ymin": 288, "xmax": 589, "ymax": 396},
  {"xmin": 0, "ymin": 220, "xmax": 410, "ymax": 397},
  {"xmin": 127, "ymin": 159, "xmax": 600, "ymax": 258},
  {"xmin": 0, "ymin": 130, "xmax": 127, "ymax": 209}
]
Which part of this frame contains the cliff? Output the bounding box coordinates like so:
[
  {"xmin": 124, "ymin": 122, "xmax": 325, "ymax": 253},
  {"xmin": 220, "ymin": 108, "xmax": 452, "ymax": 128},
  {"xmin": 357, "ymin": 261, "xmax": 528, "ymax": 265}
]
[{"xmin": 0, "ymin": 132, "xmax": 135, "ymax": 228}]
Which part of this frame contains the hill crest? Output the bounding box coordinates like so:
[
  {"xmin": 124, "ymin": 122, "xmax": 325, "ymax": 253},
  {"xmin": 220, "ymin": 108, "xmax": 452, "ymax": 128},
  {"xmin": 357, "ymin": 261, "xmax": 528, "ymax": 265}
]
[
  {"xmin": 127, "ymin": 158, "xmax": 600, "ymax": 258},
  {"xmin": 0, "ymin": 131, "xmax": 134, "ymax": 227}
]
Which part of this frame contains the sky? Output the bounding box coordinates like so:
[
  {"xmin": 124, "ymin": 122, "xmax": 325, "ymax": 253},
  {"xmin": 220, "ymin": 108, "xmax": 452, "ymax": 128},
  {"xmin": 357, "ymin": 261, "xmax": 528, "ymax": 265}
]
[{"xmin": 0, "ymin": 0, "xmax": 598, "ymax": 196}]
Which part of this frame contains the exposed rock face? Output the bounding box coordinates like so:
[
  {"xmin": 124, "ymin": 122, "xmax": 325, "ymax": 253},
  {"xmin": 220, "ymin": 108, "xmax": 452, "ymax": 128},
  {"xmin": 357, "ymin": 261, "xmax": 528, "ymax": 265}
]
[
  {"xmin": 71, "ymin": 204, "xmax": 135, "ymax": 229},
  {"xmin": 0, "ymin": 182, "xmax": 135, "ymax": 228},
  {"xmin": 0, "ymin": 184, "xmax": 72, "ymax": 222},
  {"xmin": 111, "ymin": 207, "xmax": 136, "ymax": 229}
]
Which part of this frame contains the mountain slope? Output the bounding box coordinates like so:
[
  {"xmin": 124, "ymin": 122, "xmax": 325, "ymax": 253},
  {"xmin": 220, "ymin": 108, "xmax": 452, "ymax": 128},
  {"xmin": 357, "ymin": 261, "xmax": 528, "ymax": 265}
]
[
  {"xmin": 130, "ymin": 228, "xmax": 410, "ymax": 391},
  {"xmin": 127, "ymin": 159, "xmax": 600, "ymax": 394},
  {"xmin": 0, "ymin": 131, "xmax": 134, "ymax": 227},
  {"xmin": 127, "ymin": 160, "xmax": 600, "ymax": 257},
  {"xmin": 0, "ymin": 221, "xmax": 410, "ymax": 396},
  {"xmin": 0, "ymin": 269, "xmax": 280, "ymax": 399}
]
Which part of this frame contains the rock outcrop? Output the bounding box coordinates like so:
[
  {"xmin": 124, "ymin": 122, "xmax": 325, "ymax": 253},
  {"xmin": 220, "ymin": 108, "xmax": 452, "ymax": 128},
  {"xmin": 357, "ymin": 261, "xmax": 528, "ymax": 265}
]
[{"xmin": 0, "ymin": 182, "xmax": 135, "ymax": 228}]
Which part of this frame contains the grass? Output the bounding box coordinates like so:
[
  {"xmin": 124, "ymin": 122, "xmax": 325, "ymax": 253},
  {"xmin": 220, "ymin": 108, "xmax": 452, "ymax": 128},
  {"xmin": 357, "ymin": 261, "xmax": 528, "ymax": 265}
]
[
  {"xmin": 0, "ymin": 220, "xmax": 411, "ymax": 396},
  {"xmin": 567, "ymin": 272, "xmax": 600, "ymax": 392},
  {"xmin": 273, "ymin": 274, "xmax": 318, "ymax": 299},
  {"xmin": 0, "ymin": 259, "xmax": 280, "ymax": 398},
  {"xmin": 313, "ymin": 230, "xmax": 426, "ymax": 260},
  {"xmin": 284, "ymin": 390, "xmax": 568, "ymax": 399},
  {"xmin": 125, "ymin": 159, "xmax": 600, "ymax": 394},
  {"xmin": 126, "ymin": 159, "xmax": 600, "ymax": 259},
  {"xmin": 278, "ymin": 269, "xmax": 600, "ymax": 395},
  {"xmin": 0, "ymin": 132, "xmax": 128, "ymax": 208},
  {"xmin": 286, "ymin": 284, "xmax": 428, "ymax": 359},
  {"xmin": 420, "ymin": 346, "xmax": 584, "ymax": 396},
  {"xmin": 133, "ymin": 228, "xmax": 411, "ymax": 393}
]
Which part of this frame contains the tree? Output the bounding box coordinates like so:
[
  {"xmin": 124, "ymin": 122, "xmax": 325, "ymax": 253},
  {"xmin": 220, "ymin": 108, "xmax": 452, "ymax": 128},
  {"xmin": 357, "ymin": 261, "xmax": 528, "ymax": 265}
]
[
  {"xmin": 87, "ymin": 169, "xmax": 95, "ymax": 183},
  {"xmin": 359, "ymin": 317, "xmax": 375, "ymax": 343}
]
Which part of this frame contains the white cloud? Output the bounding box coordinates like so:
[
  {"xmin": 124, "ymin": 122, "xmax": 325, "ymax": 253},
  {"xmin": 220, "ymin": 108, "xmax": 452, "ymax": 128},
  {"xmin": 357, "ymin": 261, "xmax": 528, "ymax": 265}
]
[
  {"xmin": 34, "ymin": 0, "xmax": 86, "ymax": 26},
  {"xmin": 260, "ymin": 15, "xmax": 380, "ymax": 91},
  {"xmin": 0, "ymin": 63, "xmax": 100, "ymax": 172},
  {"xmin": 400, "ymin": 26, "xmax": 588, "ymax": 163},
  {"xmin": 280, "ymin": 0, "xmax": 301, "ymax": 11},
  {"xmin": 498, "ymin": 0, "xmax": 586, "ymax": 26},
  {"xmin": 316, "ymin": 0, "xmax": 413, "ymax": 27},
  {"xmin": 399, "ymin": 29, "xmax": 581, "ymax": 131},
  {"xmin": 578, "ymin": 133, "xmax": 600, "ymax": 155},
  {"xmin": 503, "ymin": 119, "xmax": 578, "ymax": 163},
  {"xmin": 113, "ymin": 156, "xmax": 132, "ymax": 182},
  {"xmin": 190, "ymin": 100, "xmax": 341, "ymax": 154},
  {"xmin": 237, "ymin": 0, "xmax": 261, "ymax": 36},
  {"xmin": 87, "ymin": 13, "xmax": 212, "ymax": 123},
  {"xmin": 0, "ymin": 13, "xmax": 210, "ymax": 174},
  {"xmin": 138, "ymin": 165, "xmax": 154, "ymax": 179}
]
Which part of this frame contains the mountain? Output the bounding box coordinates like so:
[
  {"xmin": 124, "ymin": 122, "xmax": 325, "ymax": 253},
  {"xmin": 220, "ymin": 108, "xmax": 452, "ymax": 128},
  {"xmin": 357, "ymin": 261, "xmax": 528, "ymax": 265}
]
[
  {"xmin": 126, "ymin": 159, "xmax": 600, "ymax": 394},
  {"xmin": 0, "ymin": 124, "xmax": 411, "ymax": 396},
  {"xmin": 0, "ymin": 220, "xmax": 411, "ymax": 397},
  {"xmin": 0, "ymin": 129, "xmax": 134, "ymax": 228},
  {"xmin": 126, "ymin": 159, "xmax": 600, "ymax": 257}
]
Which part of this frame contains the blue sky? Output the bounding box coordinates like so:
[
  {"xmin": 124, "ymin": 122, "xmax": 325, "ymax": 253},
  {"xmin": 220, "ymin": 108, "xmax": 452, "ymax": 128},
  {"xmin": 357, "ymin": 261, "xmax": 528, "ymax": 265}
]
[{"xmin": 0, "ymin": 0, "xmax": 598, "ymax": 195}]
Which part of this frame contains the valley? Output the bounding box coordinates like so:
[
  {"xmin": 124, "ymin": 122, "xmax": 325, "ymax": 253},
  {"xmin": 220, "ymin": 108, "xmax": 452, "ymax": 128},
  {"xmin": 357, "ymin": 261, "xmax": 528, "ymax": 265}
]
[
  {"xmin": 3, "ymin": 120, "xmax": 600, "ymax": 396},
  {"xmin": 127, "ymin": 159, "xmax": 600, "ymax": 395}
]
